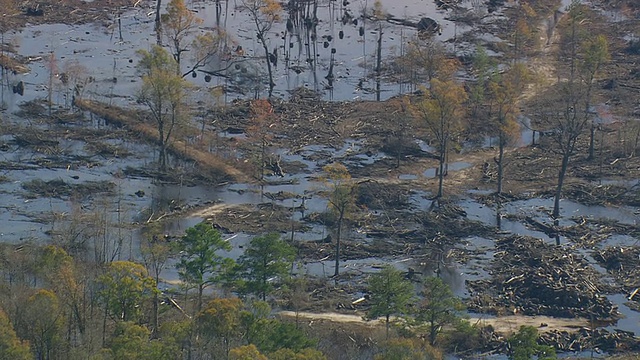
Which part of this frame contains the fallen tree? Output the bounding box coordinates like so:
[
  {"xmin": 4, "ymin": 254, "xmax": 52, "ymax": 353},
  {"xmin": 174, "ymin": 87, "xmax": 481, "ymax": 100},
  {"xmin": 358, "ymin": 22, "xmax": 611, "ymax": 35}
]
[{"xmin": 74, "ymin": 98, "xmax": 249, "ymax": 183}]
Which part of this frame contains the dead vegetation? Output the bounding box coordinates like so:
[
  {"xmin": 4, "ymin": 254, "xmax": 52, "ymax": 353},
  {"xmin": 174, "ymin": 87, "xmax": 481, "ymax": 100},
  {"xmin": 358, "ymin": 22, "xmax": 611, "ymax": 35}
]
[
  {"xmin": 74, "ymin": 98, "xmax": 247, "ymax": 183},
  {"xmin": 21, "ymin": 178, "xmax": 115, "ymax": 199},
  {"xmin": 593, "ymin": 246, "xmax": 640, "ymax": 304},
  {"xmin": 467, "ymin": 235, "xmax": 619, "ymax": 320}
]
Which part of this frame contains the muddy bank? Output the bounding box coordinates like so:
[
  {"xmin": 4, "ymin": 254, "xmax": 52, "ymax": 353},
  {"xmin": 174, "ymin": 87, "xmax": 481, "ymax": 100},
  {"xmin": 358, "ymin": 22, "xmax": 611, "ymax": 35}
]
[{"xmin": 74, "ymin": 98, "xmax": 247, "ymax": 183}]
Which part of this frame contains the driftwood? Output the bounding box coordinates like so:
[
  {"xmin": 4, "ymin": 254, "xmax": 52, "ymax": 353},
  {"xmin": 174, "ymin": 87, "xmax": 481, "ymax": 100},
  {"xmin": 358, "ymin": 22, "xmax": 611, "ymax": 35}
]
[
  {"xmin": 593, "ymin": 246, "xmax": 640, "ymax": 296},
  {"xmin": 468, "ymin": 235, "xmax": 618, "ymax": 320}
]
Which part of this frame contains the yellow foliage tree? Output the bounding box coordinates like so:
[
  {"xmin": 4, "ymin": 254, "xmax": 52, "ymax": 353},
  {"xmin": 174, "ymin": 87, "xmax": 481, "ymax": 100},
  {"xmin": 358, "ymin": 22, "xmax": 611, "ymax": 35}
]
[
  {"xmin": 137, "ymin": 45, "xmax": 191, "ymax": 171},
  {"xmin": 269, "ymin": 347, "xmax": 327, "ymax": 360},
  {"xmin": 197, "ymin": 297, "xmax": 244, "ymax": 357},
  {"xmin": 229, "ymin": 344, "xmax": 267, "ymax": 360},
  {"xmin": 162, "ymin": 0, "xmax": 203, "ymax": 74},
  {"xmin": 412, "ymin": 78, "xmax": 467, "ymax": 199},
  {"xmin": 487, "ymin": 63, "xmax": 531, "ymax": 194},
  {"xmin": 22, "ymin": 290, "xmax": 65, "ymax": 360},
  {"xmin": 0, "ymin": 309, "xmax": 31, "ymax": 360}
]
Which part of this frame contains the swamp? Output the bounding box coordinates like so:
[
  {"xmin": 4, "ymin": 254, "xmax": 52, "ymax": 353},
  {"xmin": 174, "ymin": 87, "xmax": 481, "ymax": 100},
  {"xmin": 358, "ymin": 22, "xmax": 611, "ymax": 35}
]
[{"xmin": 1, "ymin": 0, "xmax": 640, "ymax": 358}]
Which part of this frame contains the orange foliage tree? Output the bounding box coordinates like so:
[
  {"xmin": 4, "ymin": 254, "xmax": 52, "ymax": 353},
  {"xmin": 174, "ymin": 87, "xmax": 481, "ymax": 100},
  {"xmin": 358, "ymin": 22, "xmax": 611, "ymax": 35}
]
[{"xmin": 246, "ymin": 99, "xmax": 277, "ymax": 180}]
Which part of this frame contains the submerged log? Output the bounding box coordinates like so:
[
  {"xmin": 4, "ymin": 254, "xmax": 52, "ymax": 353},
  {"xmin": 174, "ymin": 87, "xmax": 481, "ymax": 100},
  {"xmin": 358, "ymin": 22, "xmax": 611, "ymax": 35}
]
[{"xmin": 381, "ymin": 16, "xmax": 442, "ymax": 35}]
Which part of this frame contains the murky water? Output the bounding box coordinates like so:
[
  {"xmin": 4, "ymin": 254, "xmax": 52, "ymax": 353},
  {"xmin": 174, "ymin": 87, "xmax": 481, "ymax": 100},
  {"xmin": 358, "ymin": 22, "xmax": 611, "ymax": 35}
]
[
  {"xmin": 0, "ymin": 0, "xmax": 484, "ymax": 110},
  {"xmin": 2, "ymin": 0, "xmax": 638, "ymax": 345}
]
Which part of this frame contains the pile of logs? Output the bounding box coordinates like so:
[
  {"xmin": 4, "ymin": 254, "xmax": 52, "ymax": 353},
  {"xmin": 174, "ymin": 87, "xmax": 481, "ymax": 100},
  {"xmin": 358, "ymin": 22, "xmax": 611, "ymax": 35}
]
[
  {"xmin": 539, "ymin": 328, "xmax": 640, "ymax": 353},
  {"xmin": 593, "ymin": 245, "xmax": 640, "ymax": 303},
  {"xmin": 480, "ymin": 326, "xmax": 640, "ymax": 354},
  {"xmin": 467, "ymin": 235, "xmax": 619, "ymax": 320}
]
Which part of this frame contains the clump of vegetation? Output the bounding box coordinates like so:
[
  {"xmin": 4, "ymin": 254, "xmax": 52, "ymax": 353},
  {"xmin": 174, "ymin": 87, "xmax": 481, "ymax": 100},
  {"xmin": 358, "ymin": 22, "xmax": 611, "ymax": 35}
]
[
  {"xmin": 21, "ymin": 178, "xmax": 115, "ymax": 198},
  {"xmin": 508, "ymin": 326, "xmax": 556, "ymax": 360}
]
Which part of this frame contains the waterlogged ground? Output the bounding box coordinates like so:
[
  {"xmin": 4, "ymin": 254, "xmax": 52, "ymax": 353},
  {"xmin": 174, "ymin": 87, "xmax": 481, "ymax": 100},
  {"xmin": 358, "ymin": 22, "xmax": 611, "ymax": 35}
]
[
  {"xmin": 0, "ymin": 0, "xmax": 482, "ymax": 112},
  {"xmin": 1, "ymin": 0, "xmax": 640, "ymax": 352}
]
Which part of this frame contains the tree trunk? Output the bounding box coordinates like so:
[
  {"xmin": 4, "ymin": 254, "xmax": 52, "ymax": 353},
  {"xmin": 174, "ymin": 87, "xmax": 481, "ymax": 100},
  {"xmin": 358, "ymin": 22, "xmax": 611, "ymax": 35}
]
[
  {"xmin": 385, "ymin": 313, "xmax": 390, "ymax": 339},
  {"xmin": 588, "ymin": 124, "xmax": 595, "ymax": 160},
  {"xmin": 375, "ymin": 24, "xmax": 382, "ymax": 102},
  {"xmin": 334, "ymin": 213, "xmax": 343, "ymax": 277},
  {"xmin": 262, "ymin": 258, "xmax": 267, "ymax": 301},
  {"xmin": 553, "ymin": 151, "xmax": 571, "ymax": 219},
  {"xmin": 159, "ymin": 122, "xmax": 166, "ymax": 171},
  {"xmin": 497, "ymin": 135, "xmax": 505, "ymax": 195},
  {"xmin": 152, "ymin": 290, "xmax": 159, "ymax": 338},
  {"xmin": 197, "ymin": 284, "xmax": 204, "ymax": 312},
  {"xmin": 437, "ymin": 142, "xmax": 446, "ymax": 198},
  {"xmin": 430, "ymin": 311, "xmax": 437, "ymax": 346},
  {"xmin": 155, "ymin": 0, "xmax": 162, "ymax": 31},
  {"xmin": 260, "ymin": 38, "xmax": 274, "ymax": 98}
]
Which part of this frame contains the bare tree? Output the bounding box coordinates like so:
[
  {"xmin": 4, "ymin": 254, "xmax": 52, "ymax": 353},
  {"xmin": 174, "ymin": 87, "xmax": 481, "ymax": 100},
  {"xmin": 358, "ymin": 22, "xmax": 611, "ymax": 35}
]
[
  {"xmin": 241, "ymin": 0, "xmax": 282, "ymax": 98},
  {"xmin": 321, "ymin": 163, "xmax": 357, "ymax": 278}
]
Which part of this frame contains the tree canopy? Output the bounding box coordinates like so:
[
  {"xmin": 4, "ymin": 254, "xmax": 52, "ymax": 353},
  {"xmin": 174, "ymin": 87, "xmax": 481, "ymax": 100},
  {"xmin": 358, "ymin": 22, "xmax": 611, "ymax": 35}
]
[
  {"xmin": 237, "ymin": 232, "xmax": 296, "ymax": 300},
  {"xmin": 366, "ymin": 265, "xmax": 414, "ymax": 338},
  {"xmin": 175, "ymin": 222, "xmax": 234, "ymax": 311}
]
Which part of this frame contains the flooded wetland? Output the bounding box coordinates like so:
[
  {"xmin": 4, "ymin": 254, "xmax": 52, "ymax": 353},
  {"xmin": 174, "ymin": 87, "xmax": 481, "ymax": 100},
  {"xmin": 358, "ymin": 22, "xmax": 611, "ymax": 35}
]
[{"xmin": 1, "ymin": 0, "xmax": 640, "ymax": 357}]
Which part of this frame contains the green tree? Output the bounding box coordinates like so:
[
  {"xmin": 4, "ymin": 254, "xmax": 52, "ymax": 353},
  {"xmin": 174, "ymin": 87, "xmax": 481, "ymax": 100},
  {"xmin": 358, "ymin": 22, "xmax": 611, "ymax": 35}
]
[
  {"xmin": 469, "ymin": 45, "xmax": 495, "ymax": 119},
  {"xmin": 237, "ymin": 233, "xmax": 295, "ymax": 301},
  {"xmin": 158, "ymin": 320, "xmax": 193, "ymax": 358},
  {"xmin": 0, "ymin": 309, "xmax": 31, "ymax": 360},
  {"xmin": 98, "ymin": 261, "xmax": 157, "ymax": 322},
  {"xmin": 412, "ymin": 78, "xmax": 468, "ymax": 199},
  {"xmin": 412, "ymin": 277, "xmax": 464, "ymax": 346},
  {"xmin": 241, "ymin": 0, "xmax": 282, "ymax": 97},
  {"xmin": 107, "ymin": 321, "xmax": 179, "ymax": 360},
  {"xmin": 239, "ymin": 300, "xmax": 271, "ymax": 346},
  {"xmin": 238, "ymin": 301, "xmax": 315, "ymax": 354},
  {"xmin": 175, "ymin": 222, "xmax": 233, "ymax": 312},
  {"xmin": 321, "ymin": 163, "xmax": 357, "ymax": 278},
  {"xmin": 269, "ymin": 347, "xmax": 327, "ymax": 360},
  {"xmin": 253, "ymin": 320, "xmax": 316, "ymax": 354},
  {"xmin": 137, "ymin": 45, "xmax": 190, "ymax": 171},
  {"xmin": 508, "ymin": 326, "xmax": 556, "ymax": 360},
  {"xmin": 365, "ymin": 265, "xmax": 414, "ymax": 339}
]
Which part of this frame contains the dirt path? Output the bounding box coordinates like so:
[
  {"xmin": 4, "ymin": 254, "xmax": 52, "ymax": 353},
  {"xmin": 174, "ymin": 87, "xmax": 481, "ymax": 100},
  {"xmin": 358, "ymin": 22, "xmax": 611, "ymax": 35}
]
[{"xmin": 278, "ymin": 311, "xmax": 589, "ymax": 335}]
